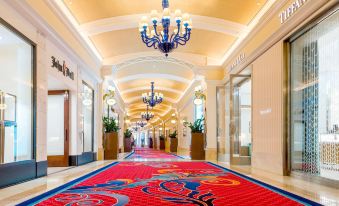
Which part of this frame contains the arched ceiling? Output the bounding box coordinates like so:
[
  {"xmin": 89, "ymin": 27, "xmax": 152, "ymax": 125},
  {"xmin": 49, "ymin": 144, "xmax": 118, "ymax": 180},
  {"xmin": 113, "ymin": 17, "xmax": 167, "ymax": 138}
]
[
  {"xmin": 57, "ymin": 0, "xmax": 269, "ymax": 125},
  {"xmin": 62, "ymin": 0, "xmax": 267, "ymax": 62},
  {"xmin": 112, "ymin": 60, "xmax": 195, "ymax": 124}
]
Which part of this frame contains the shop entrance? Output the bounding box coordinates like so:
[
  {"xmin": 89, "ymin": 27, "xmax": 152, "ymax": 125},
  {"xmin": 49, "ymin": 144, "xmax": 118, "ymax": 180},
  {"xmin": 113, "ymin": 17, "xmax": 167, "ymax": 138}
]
[
  {"xmin": 46, "ymin": 75, "xmax": 71, "ymax": 167},
  {"xmin": 230, "ymin": 73, "xmax": 252, "ymax": 165},
  {"xmin": 47, "ymin": 90, "xmax": 70, "ymax": 167}
]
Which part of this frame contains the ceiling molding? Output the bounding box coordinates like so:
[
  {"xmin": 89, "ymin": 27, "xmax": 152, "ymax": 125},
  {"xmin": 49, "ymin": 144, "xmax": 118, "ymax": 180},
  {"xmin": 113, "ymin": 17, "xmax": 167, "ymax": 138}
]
[
  {"xmin": 115, "ymin": 73, "xmax": 191, "ymax": 84},
  {"xmin": 104, "ymin": 52, "xmax": 219, "ymax": 67},
  {"xmin": 125, "ymin": 96, "xmax": 176, "ymax": 104},
  {"xmin": 47, "ymin": 0, "xmax": 102, "ymax": 62},
  {"xmin": 112, "ymin": 54, "xmax": 197, "ymax": 70},
  {"xmin": 120, "ymin": 86, "xmax": 182, "ymax": 95},
  {"xmin": 80, "ymin": 13, "xmax": 247, "ymax": 37},
  {"xmin": 219, "ymin": 0, "xmax": 279, "ymax": 66}
]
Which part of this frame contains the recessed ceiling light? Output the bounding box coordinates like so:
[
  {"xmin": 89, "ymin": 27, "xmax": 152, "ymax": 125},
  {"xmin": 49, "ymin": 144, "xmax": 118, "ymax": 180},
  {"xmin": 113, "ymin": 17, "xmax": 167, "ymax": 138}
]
[{"xmin": 0, "ymin": 36, "xmax": 3, "ymax": 40}]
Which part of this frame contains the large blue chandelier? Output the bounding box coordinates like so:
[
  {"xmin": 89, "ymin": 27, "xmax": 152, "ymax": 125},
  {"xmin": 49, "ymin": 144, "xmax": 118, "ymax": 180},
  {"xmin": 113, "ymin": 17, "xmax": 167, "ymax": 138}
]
[
  {"xmin": 142, "ymin": 82, "xmax": 163, "ymax": 107},
  {"xmin": 139, "ymin": 0, "xmax": 192, "ymax": 57},
  {"xmin": 141, "ymin": 105, "xmax": 154, "ymax": 121}
]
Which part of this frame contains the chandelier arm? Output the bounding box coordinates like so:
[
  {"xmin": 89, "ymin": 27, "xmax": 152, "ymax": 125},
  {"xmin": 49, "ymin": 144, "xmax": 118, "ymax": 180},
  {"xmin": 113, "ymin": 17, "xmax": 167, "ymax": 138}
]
[
  {"xmin": 170, "ymin": 22, "xmax": 181, "ymax": 42},
  {"xmin": 153, "ymin": 24, "xmax": 161, "ymax": 37}
]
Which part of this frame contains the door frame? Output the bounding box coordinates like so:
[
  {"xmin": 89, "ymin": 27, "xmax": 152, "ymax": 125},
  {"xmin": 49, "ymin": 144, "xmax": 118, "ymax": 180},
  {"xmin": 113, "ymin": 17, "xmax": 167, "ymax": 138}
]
[
  {"xmin": 47, "ymin": 90, "xmax": 70, "ymax": 167},
  {"xmin": 229, "ymin": 74, "xmax": 252, "ymax": 165}
]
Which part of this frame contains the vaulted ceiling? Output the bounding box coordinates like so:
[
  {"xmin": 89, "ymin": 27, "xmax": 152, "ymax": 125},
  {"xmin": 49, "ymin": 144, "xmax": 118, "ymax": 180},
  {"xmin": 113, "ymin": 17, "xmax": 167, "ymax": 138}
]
[{"xmin": 57, "ymin": 0, "xmax": 268, "ymax": 125}]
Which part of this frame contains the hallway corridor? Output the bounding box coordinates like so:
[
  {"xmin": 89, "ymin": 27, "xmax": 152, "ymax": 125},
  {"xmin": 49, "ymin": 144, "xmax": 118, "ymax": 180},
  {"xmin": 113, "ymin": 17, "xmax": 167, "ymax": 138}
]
[{"xmin": 0, "ymin": 0, "xmax": 338, "ymax": 205}]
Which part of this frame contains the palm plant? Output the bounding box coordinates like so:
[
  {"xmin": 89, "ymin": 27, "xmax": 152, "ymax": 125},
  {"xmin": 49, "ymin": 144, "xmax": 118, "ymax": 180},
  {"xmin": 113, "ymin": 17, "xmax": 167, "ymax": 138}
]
[
  {"xmin": 169, "ymin": 130, "xmax": 177, "ymax": 138},
  {"xmin": 183, "ymin": 117, "xmax": 204, "ymax": 133},
  {"xmin": 159, "ymin": 134, "xmax": 165, "ymax": 140},
  {"xmin": 102, "ymin": 116, "xmax": 119, "ymax": 133},
  {"xmin": 124, "ymin": 129, "xmax": 132, "ymax": 138}
]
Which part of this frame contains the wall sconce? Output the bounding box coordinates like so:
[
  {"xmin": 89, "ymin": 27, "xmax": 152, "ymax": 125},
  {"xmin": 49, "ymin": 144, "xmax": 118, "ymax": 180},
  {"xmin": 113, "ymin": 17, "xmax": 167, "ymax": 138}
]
[{"xmin": 194, "ymin": 87, "xmax": 205, "ymax": 105}]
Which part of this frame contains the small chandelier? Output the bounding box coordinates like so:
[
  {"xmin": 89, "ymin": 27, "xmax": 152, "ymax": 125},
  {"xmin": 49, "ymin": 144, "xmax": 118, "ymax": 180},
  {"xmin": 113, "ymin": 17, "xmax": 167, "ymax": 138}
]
[
  {"xmin": 142, "ymin": 82, "xmax": 163, "ymax": 107},
  {"xmin": 132, "ymin": 123, "xmax": 139, "ymax": 132},
  {"xmin": 139, "ymin": 0, "xmax": 192, "ymax": 57},
  {"xmin": 137, "ymin": 121, "xmax": 147, "ymax": 128},
  {"xmin": 141, "ymin": 105, "xmax": 154, "ymax": 121}
]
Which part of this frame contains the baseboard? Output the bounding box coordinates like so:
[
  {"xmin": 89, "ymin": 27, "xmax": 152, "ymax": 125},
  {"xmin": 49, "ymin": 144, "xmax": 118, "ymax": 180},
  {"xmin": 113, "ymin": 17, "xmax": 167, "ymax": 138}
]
[
  {"xmin": 36, "ymin": 160, "xmax": 48, "ymax": 177},
  {"xmin": 69, "ymin": 152, "xmax": 97, "ymax": 166},
  {"xmin": 0, "ymin": 160, "xmax": 36, "ymax": 188}
]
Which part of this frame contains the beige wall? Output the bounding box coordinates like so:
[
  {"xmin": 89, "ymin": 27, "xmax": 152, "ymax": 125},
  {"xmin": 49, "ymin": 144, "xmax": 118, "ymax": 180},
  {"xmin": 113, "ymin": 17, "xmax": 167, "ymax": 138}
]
[{"xmin": 252, "ymin": 42, "xmax": 284, "ymax": 175}]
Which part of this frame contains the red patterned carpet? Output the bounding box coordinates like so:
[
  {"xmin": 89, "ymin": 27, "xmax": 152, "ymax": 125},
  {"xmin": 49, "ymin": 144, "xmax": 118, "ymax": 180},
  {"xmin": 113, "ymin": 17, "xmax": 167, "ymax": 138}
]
[
  {"xmin": 19, "ymin": 161, "xmax": 320, "ymax": 206},
  {"xmin": 126, "ymin": 147, "xmax": 182, "ymax": 159}
]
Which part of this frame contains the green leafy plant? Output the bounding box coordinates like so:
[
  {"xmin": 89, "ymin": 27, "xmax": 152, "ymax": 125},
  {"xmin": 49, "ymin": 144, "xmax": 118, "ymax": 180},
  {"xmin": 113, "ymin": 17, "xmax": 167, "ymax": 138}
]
[
  {"xmin": 159, "ymin": 134, "xmax": 165, "ymax": 140},
  {"xmin": 102, "ymin": 116, "xmax": 119, "ymax": 133},
  {"xmin": 183, "ymin": 117, "xmax": 204, "ymax": 133},
  {"xmin": 169, "ymin": 130, "xmax": 177, "ymax": 138},
  {"xmin": 124, "ymin": 129, "xmax": 132, "ymax": 138}
]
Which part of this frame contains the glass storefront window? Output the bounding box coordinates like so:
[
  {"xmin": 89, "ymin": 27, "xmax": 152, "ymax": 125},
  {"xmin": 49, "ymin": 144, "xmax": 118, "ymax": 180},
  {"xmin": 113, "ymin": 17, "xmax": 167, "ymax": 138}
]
[
  {"xmin": 290, "ymin": 9, "xmax": 339, "ymax": 180},
  {"xmin": 81, "ymin": 82, "xmax": 94, "ymax": 152},
  {"xmin": 0, "ymin": 22, "xmax": 34, "ymax": 164}
]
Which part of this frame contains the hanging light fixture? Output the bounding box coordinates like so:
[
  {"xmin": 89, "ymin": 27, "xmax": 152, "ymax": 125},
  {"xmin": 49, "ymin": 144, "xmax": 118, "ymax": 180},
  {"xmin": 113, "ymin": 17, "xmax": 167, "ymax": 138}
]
[
  {"xmin": 137, "ymin": 121, "xmax": 147, "ymax": 128},
  {"xmin": 142, "ymin": 82, "xmax": 163, "ymax": 107},
  {"xmin": 133, "ymin": 123, "xmax": 139, "ymax": 132},
  {"xmin": 139, "ymin": 0, "xmax": 192, "ymax": 57},
  {"xmin": 141, "ymin": 105, "xmax": 154, "ymax": 121}
]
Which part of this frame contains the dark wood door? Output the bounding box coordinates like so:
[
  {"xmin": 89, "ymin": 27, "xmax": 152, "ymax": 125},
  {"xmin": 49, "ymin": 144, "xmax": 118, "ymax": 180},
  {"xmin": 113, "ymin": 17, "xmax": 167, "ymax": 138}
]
[{"xmin": 47, "ymin": 90, "xmax": 69, "ymax": 167}]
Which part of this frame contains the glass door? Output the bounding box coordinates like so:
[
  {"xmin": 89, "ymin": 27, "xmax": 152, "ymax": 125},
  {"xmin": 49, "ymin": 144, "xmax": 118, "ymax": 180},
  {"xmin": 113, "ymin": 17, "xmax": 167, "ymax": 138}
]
[
  {"xmin": 81, "ymin": 82, "xmax": 94, "ymax": 153},
  {"xmin": 47, "ymin": 91, "xmax": 69, "ymax": 167},
  {"xmin": 230, "ymin": 74, "xmax": 252, "ymax": 165}
]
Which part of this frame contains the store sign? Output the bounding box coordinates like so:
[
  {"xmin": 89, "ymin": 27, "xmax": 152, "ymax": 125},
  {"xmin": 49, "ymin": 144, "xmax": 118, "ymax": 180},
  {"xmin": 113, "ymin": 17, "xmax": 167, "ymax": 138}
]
[
  {"xmin": 279, "ymin": 0, "xmax": 308, "ymax": 24},
  {"xmin": 260, "ymin": 108, "xmax": 272, "ymax": 115},
  {"xmin": 51, "ymin": 56, "xmax": 74, "ymax": 80},
  {"xmin": 228, "ymin": 53, "xmax": 245, "ymax": 72}
]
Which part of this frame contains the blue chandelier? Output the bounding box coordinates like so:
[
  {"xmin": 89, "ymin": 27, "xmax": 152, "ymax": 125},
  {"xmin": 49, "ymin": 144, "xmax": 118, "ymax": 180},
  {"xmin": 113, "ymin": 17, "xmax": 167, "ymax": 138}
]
[
  {"xmin": 137, "ymin": 121, "xmax": 147, "ymax": 128},
  {"xmin": 132, "ymin": 123, "xmax": 139, "ymax": 132},
  {"xmin": 141, "ymin": 105, "xmax": 154, "ymax": 121},
  {"xmin": 139, "ymin": 0, "xmax": 192, "ymax": 57},
  {"xmin": 142, "ymin": 82, "xmax": 163, "ymax": 107}
]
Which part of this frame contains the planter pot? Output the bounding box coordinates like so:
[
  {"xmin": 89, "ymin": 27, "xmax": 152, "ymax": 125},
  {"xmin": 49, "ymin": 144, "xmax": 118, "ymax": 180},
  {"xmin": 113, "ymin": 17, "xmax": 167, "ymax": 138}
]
[
  {"xmin": 149, "ymin": 138, "xmax": 153, "ymax": 148},
  {"xmin": 190, "ymin": 133, "xmax": 205, "ymax": 160},
  {"xmin": 104, "ymin": 132, "xmax": 118, "ymax": 160},
  {"xmin": 165, "ymin": 138, "xmax": 170, "ymax": 152},
  {"xmin": 170, "ymin": 138, "xmax": 178, "ymax": 152},
  {"xmin": 124, "ymin": 137, "xmax": 132, "ymax": 152},
  {"xmin": 160, "ymin": 139, "xmax": 165, "ymax": 150}
]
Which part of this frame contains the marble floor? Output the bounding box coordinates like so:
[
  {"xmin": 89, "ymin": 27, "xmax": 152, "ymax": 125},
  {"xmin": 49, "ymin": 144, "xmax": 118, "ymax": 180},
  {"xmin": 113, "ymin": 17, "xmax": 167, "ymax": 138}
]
[{"xmin": 0, "ymin": 152, "xmax": 338, "ymax": 206}]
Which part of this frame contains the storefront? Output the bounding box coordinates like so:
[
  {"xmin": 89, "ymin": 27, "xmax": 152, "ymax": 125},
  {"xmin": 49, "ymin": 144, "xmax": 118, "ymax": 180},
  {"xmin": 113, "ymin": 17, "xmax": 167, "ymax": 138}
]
[
  {"xmin": 219, "ymin": 0, "xmax": 338, "ymax": 186},
  {"xmin": 0, "ymin": 18, "xmax": 36, "ymax": 188},
  {"xmin": 289, "ymin": 6, "xmax": 339, "ymax": 182},
  {"xmin": 0, "ymin": 1, "xmax": 102, "ymax": 187}
]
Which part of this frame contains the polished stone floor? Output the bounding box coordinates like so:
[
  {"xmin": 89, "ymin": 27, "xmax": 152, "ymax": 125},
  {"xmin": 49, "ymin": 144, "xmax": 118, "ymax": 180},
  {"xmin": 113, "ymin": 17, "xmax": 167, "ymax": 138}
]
[{"xmin": 0, "ymin": 151, "xmax": 338, "ymax": 206}]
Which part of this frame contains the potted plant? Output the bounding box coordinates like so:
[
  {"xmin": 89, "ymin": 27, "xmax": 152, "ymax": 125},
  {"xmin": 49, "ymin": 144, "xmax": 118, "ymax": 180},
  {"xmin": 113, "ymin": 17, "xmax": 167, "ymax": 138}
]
[
  {"xmin": 102, "ymin": 116, "xmax": 119, "ymax": 160},
  {"xmin": 123, "ymin": 129, "xmax": 132, "ymax": 152},
  {"xmin": 159, "ymin": 134, "xmax": 165, "ymax": 150},
  {"xmin": 184, "ymin": 117, "xmax": 205, "ymax": 160},
  {"xmin": 169, "ymin": 130, "xmax": 178, "ymax": 152}
]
